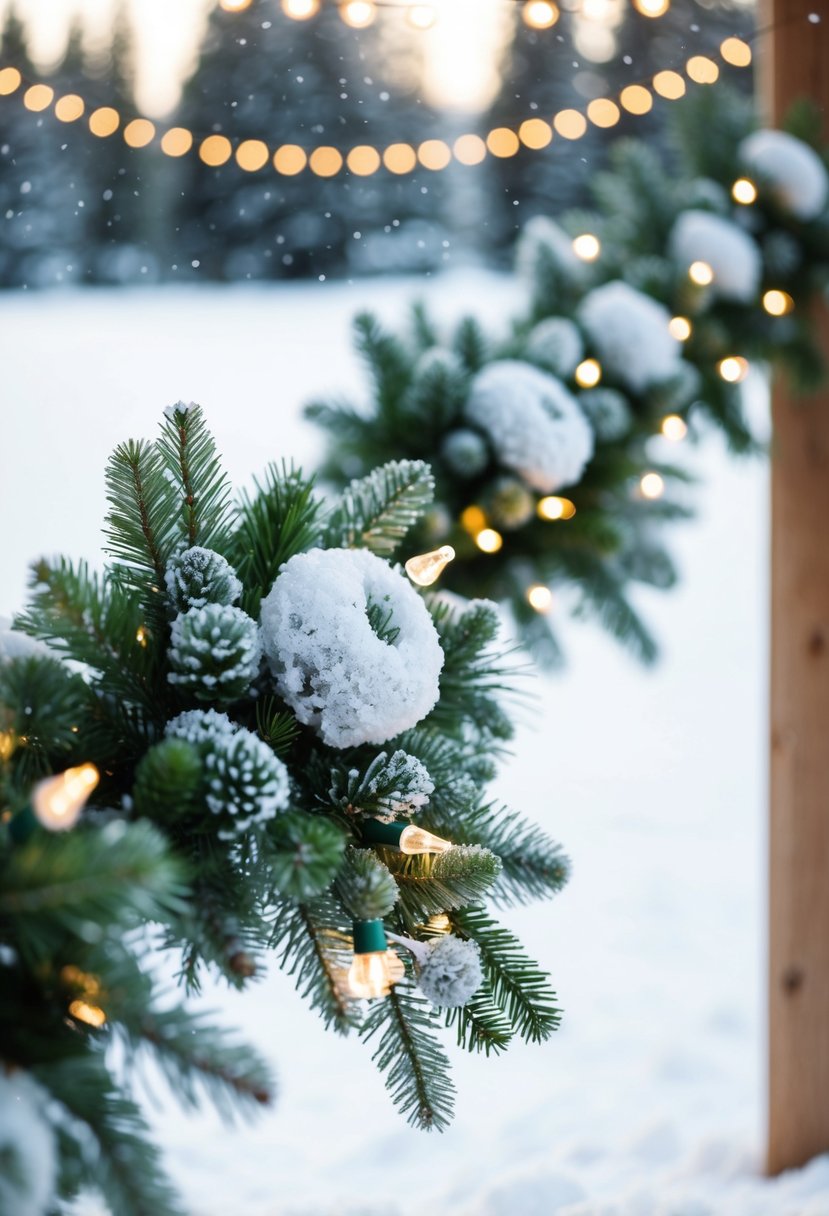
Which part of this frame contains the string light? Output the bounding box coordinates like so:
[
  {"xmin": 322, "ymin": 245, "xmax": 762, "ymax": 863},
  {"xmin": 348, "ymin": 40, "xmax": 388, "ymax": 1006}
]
[
  {"xmin": 527, "ymin": 584, "xmax": 553, "ymax": 613},
  {"xmin": 763, "ymin": 289, "xmax": 794, "ymax": 316},
  {"xmin": 236, "ymin": 139, "xmax": 269, "ymax": 171},
  {"xmin": 23, "ymin": 83, "xmax": 53, "ymax": 112},
  {"xmin": 688, "ymin": 260, "xmax": 714, "ymax": 286},
  {"xmin": 347, "ymin": 920, "xmax": 405, "ymax": 999},
  {"xmin": 54, "ymin": 94, "xmax": 84, "ymax": 123},
  {"xmin": 460, "ymin": 505, "xmax": 487, "ymax": 533},
  {"xmin": 575, "ymin": 358, "xmax": 602, "ymax": 387},
  {"xmin": 383, "ymin": 143, "xmax": 417, "ymax": 174},
  {"xmin": 523, "ymin": 0, "xmax": 560, "ymax": 28},
  {"xmin": 68, "ymin": 999, "xmax": 107, "ymax": 1028},
  {"xmin": 475, "ymin": 528, "xmax": 503, "ymax": 554},
  {"xmin": 720, "ymin": 36, "xmax": 752, "ymax": 67},
  {"xmin": 718, "ymin": 356, "xmax": 749, "ymax": 383},
  {"xmin": 418, "ymin": 139, "xmax": 451, "ymax": 170},
  {"xmin": 587, "ymin": 98, "xmax": 620, "ymax": 128},
  {"xmin": 161, "ymin": 127, "xmax": 193, "ymax": 157},
  {"xmin": 0, "ymin": 67, "xmax": 21, "ymax": 95},
  {"xmin": 454, "ymin": 133, "xmax": 487, "ymax": 165},
  {"xmin": 89, "ymin": 106, "xmax": 120, "ymax": 137},
  {"xmin": 405, "ymin": 545, "xmax": 456, "ymax": 586},
  {"xmin": 362, "ymin": 819, "xmax": 453, "ymax": 853},
  {"xmin": 282, "ymin": 0, "xmax": 320, "ymax": 17},
  {"xmin": 572, "ymin": 233, "xmax": 601, "ymax": 261},
  {"xmin": 339, "ymin": 0, "xmax": 377, "ymax": 25},
  {"xmin": 31, "ymin": 764, "xmax": 99, "ymax": 832},
  {"xmin": 686, "ymin": 55, "xmax": 719, "ymax": 85},
  {"xmin": 406, "ymin": 4, "xmax": 437, "ymax": 29},
  {"xmin": 486, "ymin": 127, "xmax": 520, "ymax": 158},
  {"xmin": 220, "ymin": 0, "xmax": 253, "ymax": 9},
  {"xmin": 135, "ymin": 626, "xmax": 148, "ymax": 647},
  {"xmin": 274, "ymin": 144, "xmax": 307, "ymax": 174},
  {"xmin": 518, "ymin": 118, "xmax": 552, "ymax": 149},
  {"xmin": 347, "ymin": 144, "xmax": 381, "ymax": 175},
  {"xmin": 309, "ymin": 146, "xmax": 343, "ymax": 176},
  {"xmin": 732, "ymin": 177, "xmax": 757, "ymax": 204},
  {"xmin": 640, "ymin": 472, "xmax": 665, "ymax": 499},
  {"xmin": 554, "ymin": 109, "xmax": 588, "ymax": 140},
  {"xmin": 633, "ymin": 0, "xmax": 670, "ymax": 15},
  {"xmin": 661, "ymin": 414, "xmax": 688, "ymax": 441},
  {"xmin": 652, "ymin": 70, "xmax": 685, "ymax": 99},
  {"xmin": 427, "ymin": 913, "xmax": 450, "ymax": 931},
  {"xmin": 123, "ymin": 118, "xmax": 155, "ymax": 148},
  {"xmin": 620, "ymin": 84, "xmax": 653, "ymax": 115},
  {"xmin": 668, "ymin": 316, "xmax": 692, "ymax": 341},
  {"xmin": 537, "ymin": 496, "xmax": 576, "ymax": 521}
]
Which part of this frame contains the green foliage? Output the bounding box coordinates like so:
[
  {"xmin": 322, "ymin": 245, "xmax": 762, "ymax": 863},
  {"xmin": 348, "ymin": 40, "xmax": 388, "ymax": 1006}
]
[
  {"xmin": 264, "ymin": 813, "xmax": 346, "ymax": 901},
  {"xmin": 323, "ymin": 459, "xmax": 435, "ymax": 556},
  {"xmin": 360, "ymin": 977, "xmax": 456, "ymax": 1131},
  {"xmin": 133, "ymin": 738, "xmax": 203, "ymax": 822},
  {"xmin": 104, "ymin": 437, "xmax": 177, "ymax": 611},
  {"xmin": 156, "ymin": 403, "xmax": 234, "ymax": 551},
  {"xmin": 385, "ymin": 846, "xmax": 502, "ymax": 920},
  {"xmin": 0, "ymin": 654, "xmax": 87, "ymax": 787},
  {"xmin": 230, "ymin": 462, "xmax": 323, "ymax": 617},
  {"xmin": 335, "ymin": 846, "xmax": 399, "ymax": 920},
  {"xmin": 268, "ymin": 893, "xmax": 360, "ymax": 1034}
]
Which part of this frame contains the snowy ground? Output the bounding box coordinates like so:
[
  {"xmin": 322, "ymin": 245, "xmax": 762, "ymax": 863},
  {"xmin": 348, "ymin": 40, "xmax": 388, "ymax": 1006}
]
[{"xmin": 2, "ymin": 272, "xmax": 828, "ymax": 1216}]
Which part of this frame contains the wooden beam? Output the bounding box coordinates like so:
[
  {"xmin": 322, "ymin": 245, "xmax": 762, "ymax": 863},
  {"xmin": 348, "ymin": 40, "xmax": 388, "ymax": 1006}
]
[{"xmin": 763, "ymin": 0, "xmax": 829, "ymax": 1177}]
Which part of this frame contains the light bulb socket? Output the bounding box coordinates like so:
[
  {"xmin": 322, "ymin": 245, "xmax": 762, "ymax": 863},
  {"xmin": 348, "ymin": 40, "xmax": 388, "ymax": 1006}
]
[
  {"xmin": 352, "ymin": 918, "xmax": 388, "ymax": 955},
  {"xmin": 361, "ymin": 820, "xmax": 406, "ymax": 849},
  {"xmin": 8, "ymin": 804, "xmax": 38, "ymax": 845}
]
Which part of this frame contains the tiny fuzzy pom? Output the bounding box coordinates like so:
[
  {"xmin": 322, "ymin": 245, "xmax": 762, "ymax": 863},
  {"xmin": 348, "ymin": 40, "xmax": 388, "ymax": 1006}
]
[{"xmin": 415, "ymin": 934, "xmax": 483, "ymax": 1008}]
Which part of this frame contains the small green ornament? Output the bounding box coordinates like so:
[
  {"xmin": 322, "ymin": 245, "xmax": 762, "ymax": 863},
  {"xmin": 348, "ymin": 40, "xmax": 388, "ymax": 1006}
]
[
  {"xmin": 165, "ymin": 546, "xmax": 242, "ymax": 613},
  {"xmin": 168, "ymin": 604, "xmax": 261, "ymax": 705}
]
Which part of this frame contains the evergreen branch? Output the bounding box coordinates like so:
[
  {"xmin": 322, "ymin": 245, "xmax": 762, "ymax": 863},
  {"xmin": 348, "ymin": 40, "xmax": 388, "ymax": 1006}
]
[
  {"xmin": 442, "ymin": 980, "xmax": 514, "ymax": 1055},
  {"xmin": 451, "ymin": 907, "xmax": 561, "ymax": 1044},
  {"xmin": 156, "ymin": 403, "xmax": 234, "ymax": 551},
  {"xmin": 334, "ymin": 846, "xmax": 399, "ymax": 921},
  {"xmin": 268, "ymin": 894, "xmax": 359, "ymax": 1033},
  {"xmin": 382, "ymin": 846, "xmax": 501, "ymax": 921},
  {"xmin": 322, "ymin": 459, "xmax": 435, "ymax": 556},
  {"xmin": 262, "ymin": 812, "xmax": 346, "ymax": 902},
  {"xmin": 361, "ymin": 978, "xmax": 456, "ymax": 1131},
  {"xmin": 104, "ymin": 438, "xmax": 177, "ymax": 602}
]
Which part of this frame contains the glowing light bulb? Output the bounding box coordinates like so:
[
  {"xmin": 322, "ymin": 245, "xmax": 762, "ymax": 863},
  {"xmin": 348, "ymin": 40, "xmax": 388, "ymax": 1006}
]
[
  {"xmin": 669, "ymin": 316, "xmax": 692, "ymax": 342},
  {"xmin": 68, "ymin": 999, "xmax": 107, "ymax": 1028},
  {"xmin": 407, "ymin": 4, "xmax": 436, "ymax": 29},
  {"xmin": 572, "ymin": 233, "xmax": 601, "ymax": 261},
  {"xmin": 282, "ymin": 0, "xmax": 319, "ymax": 18},
  {"xmin": 522, "ymin": 0, "xmax": 559, "ymax": 29},
  {"xmin": 688, "ymin": 260, "xmax": 714, "ymax": 286},
  {"xmin": 527, "ymin": 584, "xmax": 553, "ymax": 614},
  {"xmin": 427, "ymin": 913, "xmax": 451, "ymax": 931},
  {"xmin": 763, "ymin": 290, "xmax": 794, "ymax": 317},
  {"xmin": 340, "ymin": 0, "xmax": 376, "ymax": 26},
  {"xmin": 347, "ymin": 920, "xmax": 405, "ymax": 999},
  {"xmin": 89, "ymin": 106, "xmax": 120, "ymax": 138},
  {"xmin": 720, "ymin": 37, "xmax": 752, "ymax": 68},
  {"xmin": 54, "ymin": 94, "xmax": 84, "ymax": 123},
  {"xmin": 633, "ymin": 0, "xmax": 669, "ymax": 14},
  {"xmin": 732, "ymin": 177, "xmax": 757, "ymax": 205},
  {"xmin": 575, "ymin": 358, "xmax": 602, "ymax": 388},
  {"xmin": 718, "ymin": 356, "xmax": 749, "ymax": 383},
  {"xmin": 23, "ymin": 84, "xmax": 54, "ymax": 112},
  {"xmin": 404, "ymin": 545, "xmax": 455, "ymax": 587},
  {"xmin": 0, "ymin": 731, "xmax": 15, "ymax": 762},
  {"xmin": 475, "ymin": 528, "xmax": 503, "ymax": 554},
  {"xmin": 537, "ymin": 496, "xmax": 576, "ymax": 521},
  {"xmin": 136, "ymin": 626, "xmax": 148, "ymax": 646},
  {"xmin": 0, "ymin": 67, "xmax": 22, "ymax": 96},
  {"xmin": 399, "ymin": 825, "xmax": 453, "ymax": 854},
  {"xmin": 460, "ymin": 505, "xmax": 487, "ymax": 534},
  {"xmin": 640, "ymin": 472, "xmax": 665, "ymax": 500},
  {"xmin": 661, "ymin": 415, "xmax": 688, "ymax": 442},
  {"xmin": 31, "ymin": 764, "xmax": 99, "ymax": 831},
  {"xmin": 220, "ymin": 0, "xmax": 252, "ymax": 9}
]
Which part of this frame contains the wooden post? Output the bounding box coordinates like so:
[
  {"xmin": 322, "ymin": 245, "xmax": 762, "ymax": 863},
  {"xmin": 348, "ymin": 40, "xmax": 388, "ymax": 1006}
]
[{"xmin": 764, "ymin": 0, "xmax": 829, "ymax": 1177}]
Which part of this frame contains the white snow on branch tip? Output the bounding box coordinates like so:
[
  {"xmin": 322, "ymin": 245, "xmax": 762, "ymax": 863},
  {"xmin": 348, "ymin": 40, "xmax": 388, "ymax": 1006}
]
[
  {"xmin": 260, "ymin": 548, "xmax": 444, "ymax": 749},
  {"xmin": 668, "ymin": 211, "xmax": 761, "ymax": 303},
  {"xmin": 163, "ymin": 399, "xmax": 199, "ymax": 420},
  {"xmin": 464, "ymin": 360, "xmax": 594, "ymax": 494},
  {"xmin": 0, "ymin": 1072, "xmax": 57, "ymax": 1216},
  {"xmin": 578, "ymin": 281, "xmax": 683, "ymax": 394},
  {"xmin": 740, "ymin": 129, "xmax": 829, "ymax": 221}
]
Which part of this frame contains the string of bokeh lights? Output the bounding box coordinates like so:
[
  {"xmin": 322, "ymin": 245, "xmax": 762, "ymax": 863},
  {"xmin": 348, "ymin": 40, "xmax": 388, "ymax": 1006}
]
[
  {"xmin": 0, "ymin": 36, "xmax": 751, "ymax": 178},
  {"xmin": 218, "ymin": 0, "xmax": 673, "ymax": 31}
]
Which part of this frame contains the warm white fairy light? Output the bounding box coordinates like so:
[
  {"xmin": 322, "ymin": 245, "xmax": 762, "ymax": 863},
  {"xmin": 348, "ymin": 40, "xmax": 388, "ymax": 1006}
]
[
  {"xmin": 68, "ymin": 999, "xmax": 107, "ymax": 1028},
  {"xmin": 640, "ymin": 472, "xmax": 665, "ymax": 499},
  {"xmin": 347, "ymin": 949, "xmax": 405, "ymax": 999},
  {"xmin": 538, "ymin": 496, "xmax": 576, "ymax": 521},
  {"xmin": 732, "ymin": 177, "xmax": 757, "ymax": 205},
  {"xmin": 220, "ymin": 0, "xmax": 253, "ymax": 9},
  {"xmin": 572, "ymin": 233, "xmax": 601, "ymax": 261},
  {"xmin": 407, "ymin": 4, "xmax": 437, "ymax": 29},
  {"xmin": 763, "ymin": 290, "xmax": 794, "ymax": 317},
  {"xmin": 633, "ymin": 0, "xmax": 670, "ymax": 15},
  {"xmin": 282, "ymin": 0, "xmax": 320, "ymax": 19},
  {"xmin": 688, "ymin": 260, "xmax": 714, "ymax": 286},
  {"xmin": 718, "ymin": 356, "xmax": 749, "ymax": 383},
  {"xmin": 522, "ymin": 0, "xmax": 560, "ymax": 29},
  {"xmin": 404, "ymin": 546, "xmax": 456, "ymax": 587},
  {"xmin": 460, "ymin": 505, "xmax": 487, "ymax": 533},
  {"xmin": 661, "ymin": 414, "xmax": 687, "ymax": 442},
  {"xmin": 475, "ymin": 528, "xmax": 503, "ymax": 554},
  {"xmin": 575, "ymin": 358, "xmax": 602, "ymax": 388},
  {"xmin": 339, "ymin": 0, "xmax": 376, "ymax": 27},
  {"xmin": 31, "ymin": 764, "xmax": 99, "ymax": 832},
  {"xmin": 668, "ymin": 316, "xmax": 692, "ymax": 342},
  {"xmin": 527, "ymin": 584, "xmax": 554, "ymax": 614},
  {"xmin": 398, "ymin": 825, "xmax": 453, "ymax": 854}
]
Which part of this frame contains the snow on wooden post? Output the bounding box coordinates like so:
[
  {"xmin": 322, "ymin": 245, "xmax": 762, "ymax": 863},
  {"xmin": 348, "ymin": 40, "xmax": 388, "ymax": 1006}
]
[{"xmin": 762, "ymin": 0, "xmax": 829, "ymax": 1177}]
